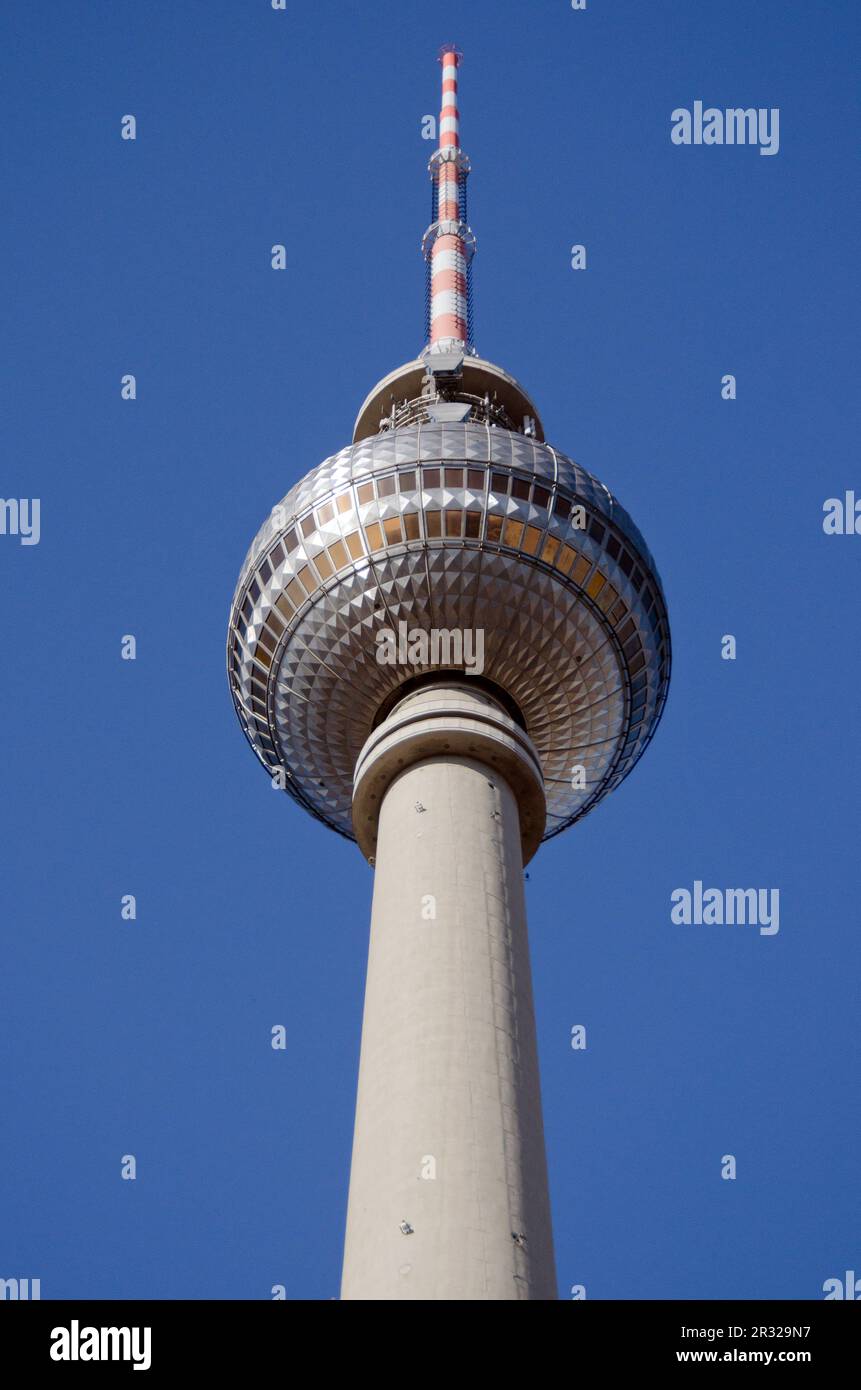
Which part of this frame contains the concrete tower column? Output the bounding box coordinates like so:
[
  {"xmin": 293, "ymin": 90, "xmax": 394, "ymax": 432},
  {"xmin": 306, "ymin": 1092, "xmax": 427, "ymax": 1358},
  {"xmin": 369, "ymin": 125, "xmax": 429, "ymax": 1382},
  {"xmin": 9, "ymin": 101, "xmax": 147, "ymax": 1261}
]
[{"xmin": 342, "ymin": 683, "xmax": 556, "ymax": 1300}]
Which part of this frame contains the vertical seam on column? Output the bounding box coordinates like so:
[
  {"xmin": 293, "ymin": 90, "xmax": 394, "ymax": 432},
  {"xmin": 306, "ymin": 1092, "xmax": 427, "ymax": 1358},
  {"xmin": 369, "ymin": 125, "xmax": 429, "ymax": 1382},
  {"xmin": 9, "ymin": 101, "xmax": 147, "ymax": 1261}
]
[
  {"xmin": 494, "ymin": 780, "xmax": 526, "ymax": 1295},
  {"xmin": 453, "ymin": 760, "xmax": 491, "ymax": 1298}
]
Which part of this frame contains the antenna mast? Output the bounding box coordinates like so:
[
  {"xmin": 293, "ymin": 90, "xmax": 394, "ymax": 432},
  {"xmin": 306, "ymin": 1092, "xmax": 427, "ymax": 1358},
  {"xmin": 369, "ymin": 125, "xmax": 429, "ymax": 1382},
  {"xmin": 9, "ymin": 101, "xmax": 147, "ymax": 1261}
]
[{"xmin": 423, "ymin": 46, "xmax": 476, "ymax": 355}]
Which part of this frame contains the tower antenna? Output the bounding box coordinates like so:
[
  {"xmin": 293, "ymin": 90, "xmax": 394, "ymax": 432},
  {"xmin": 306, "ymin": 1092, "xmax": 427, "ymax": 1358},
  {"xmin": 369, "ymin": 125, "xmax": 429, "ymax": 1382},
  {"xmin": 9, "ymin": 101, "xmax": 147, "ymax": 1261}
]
[{"xmin": 423, "ymin": 45, "xmax": 476, "ymax": 354}]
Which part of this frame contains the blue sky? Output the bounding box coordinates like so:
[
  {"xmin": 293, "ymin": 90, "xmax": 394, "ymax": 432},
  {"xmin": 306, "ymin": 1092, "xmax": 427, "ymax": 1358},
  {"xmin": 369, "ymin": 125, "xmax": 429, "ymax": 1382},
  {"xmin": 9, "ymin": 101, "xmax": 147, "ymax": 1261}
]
[{"xmin": 2, "ymin": 0, "xmax": 858, "ymax": 1299}]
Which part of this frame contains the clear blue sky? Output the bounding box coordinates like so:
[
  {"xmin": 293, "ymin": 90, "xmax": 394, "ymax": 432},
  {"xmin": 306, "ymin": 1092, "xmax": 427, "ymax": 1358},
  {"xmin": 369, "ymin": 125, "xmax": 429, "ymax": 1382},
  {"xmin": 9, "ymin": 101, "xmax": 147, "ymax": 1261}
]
[{"xmin": 2, "ymin": 0, "xmax": 858, "ymax": 1300}]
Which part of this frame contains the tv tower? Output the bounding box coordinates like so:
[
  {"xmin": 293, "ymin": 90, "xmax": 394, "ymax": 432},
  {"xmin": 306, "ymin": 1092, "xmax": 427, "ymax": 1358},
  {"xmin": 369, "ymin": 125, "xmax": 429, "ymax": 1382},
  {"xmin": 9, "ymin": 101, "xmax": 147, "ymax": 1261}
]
[{"xmin": 228, "ymin": 48, "xmax": 670, "ymax": 1300}]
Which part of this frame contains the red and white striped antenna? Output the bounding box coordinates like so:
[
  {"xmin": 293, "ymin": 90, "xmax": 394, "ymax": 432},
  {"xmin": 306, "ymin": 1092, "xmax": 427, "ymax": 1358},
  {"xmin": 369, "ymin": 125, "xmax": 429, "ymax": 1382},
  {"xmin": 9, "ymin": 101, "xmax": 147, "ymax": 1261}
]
[{"xmin": 422, "ymin": 46, "xmax": 476, "ymax": 355}]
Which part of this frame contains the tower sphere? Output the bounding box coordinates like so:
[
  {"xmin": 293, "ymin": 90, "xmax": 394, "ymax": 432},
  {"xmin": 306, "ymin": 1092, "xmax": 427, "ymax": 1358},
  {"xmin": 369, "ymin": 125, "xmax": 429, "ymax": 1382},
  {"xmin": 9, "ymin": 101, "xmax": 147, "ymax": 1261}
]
[{"xmin": 227, "ymin": 353, "xmax": 670, "ymax": 856}]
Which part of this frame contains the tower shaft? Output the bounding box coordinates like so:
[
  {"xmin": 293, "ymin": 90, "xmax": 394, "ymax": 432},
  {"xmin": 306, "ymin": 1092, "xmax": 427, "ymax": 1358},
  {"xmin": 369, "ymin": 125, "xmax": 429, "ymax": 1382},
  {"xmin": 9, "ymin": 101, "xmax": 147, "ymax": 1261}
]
[{"xmin": 342, "ymin": 685, "xmax": 556, "ymax": 1299}]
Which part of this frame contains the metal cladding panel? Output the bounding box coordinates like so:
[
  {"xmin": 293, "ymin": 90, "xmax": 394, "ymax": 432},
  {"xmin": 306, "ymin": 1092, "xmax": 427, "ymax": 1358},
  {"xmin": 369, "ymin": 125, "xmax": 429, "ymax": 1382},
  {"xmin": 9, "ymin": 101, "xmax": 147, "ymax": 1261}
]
[{"xmin": 228, "ymin": 422, "xmax": 671, "ymax": 843}]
